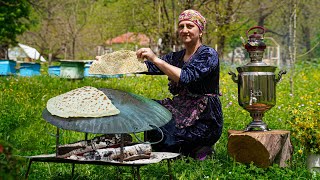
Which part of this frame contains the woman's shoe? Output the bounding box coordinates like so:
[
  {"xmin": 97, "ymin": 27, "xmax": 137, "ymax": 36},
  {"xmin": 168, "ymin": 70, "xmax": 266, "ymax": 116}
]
[{"xmin": 195, "ymin": 146, "xmax": 213, "ymax": 160}]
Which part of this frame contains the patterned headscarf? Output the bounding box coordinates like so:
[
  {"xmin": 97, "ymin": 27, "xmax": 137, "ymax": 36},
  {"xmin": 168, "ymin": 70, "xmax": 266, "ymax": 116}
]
[{"xmin": 178, "ymin": 9, "xmax": 206, "ymax": 32}]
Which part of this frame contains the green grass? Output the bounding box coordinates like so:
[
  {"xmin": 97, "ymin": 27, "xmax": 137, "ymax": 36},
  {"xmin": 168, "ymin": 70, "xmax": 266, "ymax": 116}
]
[{"xmin": 0, "ymin": 61, "xmax": 319, "ymax": 179}]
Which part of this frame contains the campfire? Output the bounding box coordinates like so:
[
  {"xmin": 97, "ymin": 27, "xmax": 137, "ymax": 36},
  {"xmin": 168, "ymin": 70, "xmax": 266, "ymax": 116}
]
[{"xmin": 57, "ymin": 134, "xmax": 152, "ymax": 162}]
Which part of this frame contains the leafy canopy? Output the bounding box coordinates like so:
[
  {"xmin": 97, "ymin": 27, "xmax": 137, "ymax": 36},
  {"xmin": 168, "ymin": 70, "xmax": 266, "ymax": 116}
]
[{"xmin": 0, "ymin": 0, "xmax": 31, "ymax": 46}]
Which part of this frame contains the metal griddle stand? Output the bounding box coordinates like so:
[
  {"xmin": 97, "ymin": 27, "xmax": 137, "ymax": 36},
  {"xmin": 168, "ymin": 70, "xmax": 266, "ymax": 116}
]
[{"xmin": 25, "ymin": 89, "xmax": 179, "ymax": 180}]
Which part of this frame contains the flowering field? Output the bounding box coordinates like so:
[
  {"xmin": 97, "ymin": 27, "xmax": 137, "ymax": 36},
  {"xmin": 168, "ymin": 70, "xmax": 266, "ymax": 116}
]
[{"xmin": 0, "ymin": 61, "xmax": 319, "ymax": 179}]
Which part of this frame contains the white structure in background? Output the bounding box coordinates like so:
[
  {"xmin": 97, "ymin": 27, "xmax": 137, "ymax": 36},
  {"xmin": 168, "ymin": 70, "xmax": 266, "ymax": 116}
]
[
  {"xmin": 263, "ymin": 37, "xmax": 280, "ymax": 66},
  {"xmin": 8, "ymin": 43, "xmax": 46, "ymax": 62},
  {"xmin": 228, "ymin": 47, "xmax": 246, "ymax": 64},
  {"xmin": 227, "ymin": 37, "xmax": 281, "ymax": 66}
]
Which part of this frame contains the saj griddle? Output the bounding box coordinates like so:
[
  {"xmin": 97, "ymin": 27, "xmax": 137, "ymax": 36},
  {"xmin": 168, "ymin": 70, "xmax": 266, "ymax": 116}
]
[
  {"xmin": 42, "ymin": 88, "xmax": 172, "ymax": 134},
  {"xmin": 25, "ymin": 88, "xmax": 179, "ymax": 180}
]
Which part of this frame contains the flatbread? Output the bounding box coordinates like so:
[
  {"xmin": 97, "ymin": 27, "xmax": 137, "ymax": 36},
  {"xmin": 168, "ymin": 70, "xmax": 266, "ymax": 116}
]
[
  {"xmin": 89, "ymin": 50, "xmax": 147, "ymax": 75},
  {"xmin": 47, "ymin": 86, "xmax": 120, "ymax": 118}
]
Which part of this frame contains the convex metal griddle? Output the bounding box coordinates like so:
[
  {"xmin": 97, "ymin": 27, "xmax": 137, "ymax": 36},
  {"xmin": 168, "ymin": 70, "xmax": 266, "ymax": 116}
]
[{"xmin": 43, "ymin": 88, "xmax": 172, "ymax": 134}]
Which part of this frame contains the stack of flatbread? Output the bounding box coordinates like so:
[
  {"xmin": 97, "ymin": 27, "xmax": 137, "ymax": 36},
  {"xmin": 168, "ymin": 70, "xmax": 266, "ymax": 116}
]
[
  {"xmin": 89, "ymin": 50, "xmax": 147, "ymax": 75},
  {"xmin": 47, "ymin": 86, "xmax": 120, "ymax": 118}
]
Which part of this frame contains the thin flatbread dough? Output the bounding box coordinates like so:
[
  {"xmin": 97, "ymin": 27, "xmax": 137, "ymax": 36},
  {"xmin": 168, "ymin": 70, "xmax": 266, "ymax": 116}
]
[
  {"xmin": 47, "ymin": 86, "xmax": 120, "ymax": 118},
  {"xmin": 89, "ymin": 50, "xmax": 147, "ymax": 75}
]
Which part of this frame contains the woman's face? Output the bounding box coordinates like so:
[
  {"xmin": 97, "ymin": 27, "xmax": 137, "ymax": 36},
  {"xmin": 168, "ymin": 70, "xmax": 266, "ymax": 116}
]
[{"xmin": 178, "ymin": 21, "xmax": 201, "ymax": 45}]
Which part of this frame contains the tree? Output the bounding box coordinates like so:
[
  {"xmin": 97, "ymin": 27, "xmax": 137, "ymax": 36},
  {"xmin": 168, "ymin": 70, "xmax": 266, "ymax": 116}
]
[
  {"xmin": 202, "ymin": 0, "xmax": 249, "ymax": 60},
  {"xmin": 21, "ymin": 0, "xmax": 99, "ymax": 60},
  {"xmin": 295, "ymin": 0, "xmax": 320, "ymax": 60},
  {"xmin": 63, "ymin": 0, "xmax": 90, "ymax": 60},
  {"xmin": 242, "ymin": 0, "xmax": 320, "ymax": 63},
  {"xmin": 127, "ymin": 0, "xmax": 178, "ymax": 54},
  {"xmin": 288, "ymin": 0, "xmax": 297, "ymax": 96},
  {"xmin": 21, "ymin": 0, "xmax": 69, "ymax": 61},
  {"xmin": 16, "ymin": 0, "xmax": 320, "ymax": 61},
  {"xmin": 0, "ymin": 0, "xmax": 31, "ymax": 59}
]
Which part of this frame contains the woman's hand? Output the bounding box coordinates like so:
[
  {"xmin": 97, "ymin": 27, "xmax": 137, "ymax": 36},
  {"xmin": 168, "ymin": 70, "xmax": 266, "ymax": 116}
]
[
  {"xmin": 136, "ymin": 48, "xmax": 157, "ymax": 62},
  {"xmin": 137, "ymin": 48, "xmax": 181, "ymax": 83},
  {"xmin": 95, "ymin": 56, "xmax": 101, "ymax": 61}
]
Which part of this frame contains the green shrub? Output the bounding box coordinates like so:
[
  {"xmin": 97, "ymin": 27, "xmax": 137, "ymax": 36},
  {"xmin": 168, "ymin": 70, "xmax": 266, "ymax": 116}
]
[{"xmin": 0, "ymin": 140, "xmax": 24, "ymax": 179}]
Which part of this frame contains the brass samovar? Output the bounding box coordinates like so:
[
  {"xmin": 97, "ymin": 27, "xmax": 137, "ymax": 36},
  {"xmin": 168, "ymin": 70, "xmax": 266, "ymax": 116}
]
[{"xmin": 229, "ymin": 26, "xmax": 286, "ymax": 131}]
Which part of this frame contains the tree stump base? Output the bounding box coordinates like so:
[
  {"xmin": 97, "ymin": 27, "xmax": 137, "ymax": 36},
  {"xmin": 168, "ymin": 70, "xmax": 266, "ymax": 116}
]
[{"xmin": 227, "ymin": 130, "xmax": 293, "ymax": 168}]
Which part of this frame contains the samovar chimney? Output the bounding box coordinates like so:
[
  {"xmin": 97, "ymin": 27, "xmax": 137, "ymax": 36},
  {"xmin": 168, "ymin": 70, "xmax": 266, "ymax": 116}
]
[{"xmin": 229, "ymin": 26, "xmax": 286, "ymax": 131}]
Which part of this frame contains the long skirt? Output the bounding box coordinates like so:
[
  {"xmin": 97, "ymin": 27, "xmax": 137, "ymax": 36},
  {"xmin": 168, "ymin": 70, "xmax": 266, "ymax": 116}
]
[{"xmin": 145, "ymin": 117, "xmax": 222, "ymax": 157}]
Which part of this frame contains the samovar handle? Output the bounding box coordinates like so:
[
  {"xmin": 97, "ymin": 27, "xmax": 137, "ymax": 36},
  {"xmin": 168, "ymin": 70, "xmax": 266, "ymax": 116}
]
[
  {"xmin": 276, "ymin": 70, "xmax": 287, "ymax": 83},
  {"xmin": 246, "ymin": 26, "xmax": 265, "ymax": 39},
  {"xmin": 228, "ymin": 71, "xmax": 238, "ymax": 83}
]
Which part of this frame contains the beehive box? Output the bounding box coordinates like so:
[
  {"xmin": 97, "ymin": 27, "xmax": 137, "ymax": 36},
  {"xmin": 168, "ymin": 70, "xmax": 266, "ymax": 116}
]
[
  {"xmin": 0, "ymin": 59, "xmax": 16, "ymax": 75},
  {"xmin": 48, "ymin": 66, "xmax": 60, "ymax": 77},
  {"xmin": 84, "ymin": 62, "xmax": 95, "ymax": 77},
  {"xmin": 100, "ymin": 74, "xmax": 124, "ymax": 78},
  {"xmin": 19, "ymin": 62, "xmax": 41, "ymax": 77},
  {"xmin": 60, "ymin": 60, "xmax": 85, "ymax": 79},
  {"xmin": 84, "ymin": 62, "xmax": 123, "ymax": 78}
]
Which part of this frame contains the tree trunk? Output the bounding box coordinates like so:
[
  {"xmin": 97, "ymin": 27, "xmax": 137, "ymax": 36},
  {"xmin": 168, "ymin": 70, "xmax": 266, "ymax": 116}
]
[
  {"xmin": 289, "ymin": 0, "xmax": 297, "ymax": 96},
  {"xmin": 72, "ymin": 37, "xmax": 76, "ymax": 60},
  {"xmin": 217, "ymin": 35, "xmax": 225, "ymax": 60},
  {"xmin": 227, "ymin": 130, "xmax": 293, "ymax": 168},
  {"xmin": 0, "ymin": 44, "xmax": 9, "ymax": 59}
]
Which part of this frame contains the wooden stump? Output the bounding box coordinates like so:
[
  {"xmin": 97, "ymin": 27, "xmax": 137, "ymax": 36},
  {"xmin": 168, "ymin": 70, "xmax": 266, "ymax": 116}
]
[{"xmin": 227, "ymin": 130, "xmax": 293, "ymax": 168}]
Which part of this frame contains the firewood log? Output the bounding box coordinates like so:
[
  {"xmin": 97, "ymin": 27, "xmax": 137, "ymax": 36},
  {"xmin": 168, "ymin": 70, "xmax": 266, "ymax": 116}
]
[
  {"xmin": 57, "ymin": 134, "xmax": 132, "ymax": 158},
  {"xmin": 84, "ymin": 143, "xmax": 152, "ymax": 161},
  {"xmin": 227, "ymin": 130, "xmax": 293, "ymax": 168}
]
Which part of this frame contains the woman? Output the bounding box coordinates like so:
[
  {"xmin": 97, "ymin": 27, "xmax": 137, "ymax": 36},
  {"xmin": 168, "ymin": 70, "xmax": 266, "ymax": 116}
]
[{"xmin": 136, "ymin": 9, "xmax": 223, "ymax": 160}]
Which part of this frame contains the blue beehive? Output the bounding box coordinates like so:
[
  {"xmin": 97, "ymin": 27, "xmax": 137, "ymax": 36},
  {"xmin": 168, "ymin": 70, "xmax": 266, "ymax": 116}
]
[
  {"xmin": 60, "ymin": 60, "xmax": 85, "ymax": 79},
  {"xmin": 0, "ymin": 59, "xmax": 16, "ymax": 75},
  {"xmin": 84, "ymin": 62, "xmax": 95, "ymax": 77},
  {"xmin": 100, "ymin": 74, "xmax": 124, "ymax": 78},
  {"xmin": 84, "ymin": 62, "xmax": 124, "ymax": 78},
  {"xmin": 19, "ymin": 62, "xmax": 41, "ymax": 77},
  {"xmin": 48, "ymin": 66, "xmax": 60, "ymax": 76}
]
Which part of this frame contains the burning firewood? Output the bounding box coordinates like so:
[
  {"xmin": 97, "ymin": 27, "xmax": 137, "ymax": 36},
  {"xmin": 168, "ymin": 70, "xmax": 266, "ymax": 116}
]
[
  {"xmin": 83, "ymin": 143, "xmax": 152, "ymax": 161},
  {"xmin": 57, "ymin": 134, "xmax": 132, "ymax": 158},
  {"xmin": 57, "ymin": 134, "xmax": 152, "ymax": 162}
]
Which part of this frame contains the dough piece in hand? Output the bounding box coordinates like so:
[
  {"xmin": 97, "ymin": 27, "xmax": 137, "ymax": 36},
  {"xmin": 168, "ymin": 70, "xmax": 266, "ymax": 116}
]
[
  {"xmin": 89, "ymin": 50, "xmax": 147, "ymax": 75},
  {"xmin": 47, "ymin": 86, "xmax": 120, "ymax": 118}
]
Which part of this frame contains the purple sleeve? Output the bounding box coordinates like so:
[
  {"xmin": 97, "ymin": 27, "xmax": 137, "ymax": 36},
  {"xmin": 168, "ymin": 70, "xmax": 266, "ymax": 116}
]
[
  {"xmin": 179, "ymin": 48, "xmax": 219, "ymax": 85},
  {"xmin": 144, "ymin": 53, "xmax": 175, "ymax": 74}
]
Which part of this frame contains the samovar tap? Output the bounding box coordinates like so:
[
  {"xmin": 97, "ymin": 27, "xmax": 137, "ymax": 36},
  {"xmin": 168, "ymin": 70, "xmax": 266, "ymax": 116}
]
[{"xmin": 249, "ymin": 89, "xmax": 257, "ymax": 106}]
